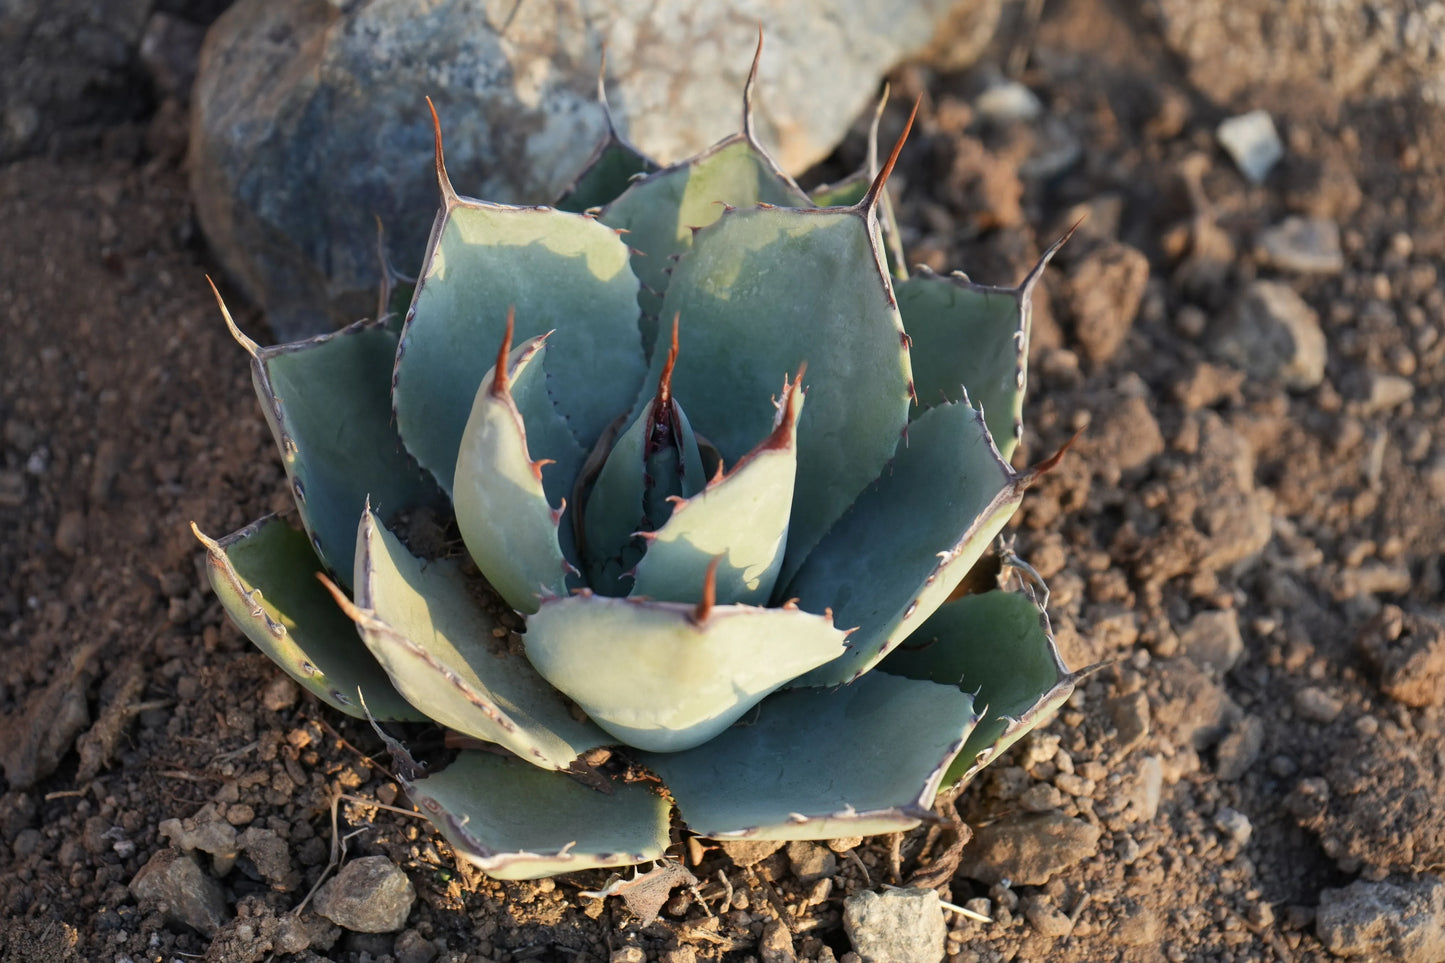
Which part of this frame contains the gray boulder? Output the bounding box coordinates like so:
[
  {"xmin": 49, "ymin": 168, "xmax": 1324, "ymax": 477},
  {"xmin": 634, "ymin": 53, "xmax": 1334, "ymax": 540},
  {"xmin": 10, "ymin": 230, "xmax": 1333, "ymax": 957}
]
[{"xmin": 190, "ymin": 0, "xmax": 1002, "ymax": 339}]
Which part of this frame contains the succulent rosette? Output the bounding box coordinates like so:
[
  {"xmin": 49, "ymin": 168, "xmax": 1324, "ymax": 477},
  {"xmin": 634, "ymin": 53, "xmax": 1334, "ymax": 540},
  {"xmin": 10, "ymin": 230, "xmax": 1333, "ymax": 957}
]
[{"xmin": 194, "ymin": 63, "xmax": 1077, "ymax": 880}]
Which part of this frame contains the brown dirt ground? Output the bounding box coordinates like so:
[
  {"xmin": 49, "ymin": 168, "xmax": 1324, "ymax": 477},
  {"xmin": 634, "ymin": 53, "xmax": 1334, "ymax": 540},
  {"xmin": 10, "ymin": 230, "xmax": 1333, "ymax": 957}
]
[{"xmin": 3, "ymin": 1, "xmax": 1444, "ymax": 961}]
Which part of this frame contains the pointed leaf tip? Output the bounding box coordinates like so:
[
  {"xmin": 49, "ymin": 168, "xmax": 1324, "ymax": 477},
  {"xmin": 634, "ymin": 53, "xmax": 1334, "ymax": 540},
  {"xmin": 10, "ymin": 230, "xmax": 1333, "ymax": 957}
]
[
  {"xmin": 861, "ymin": 94, "xmax": 921, "ymax": 216},
  {"xmin": 658, "ymin": 313, "xmax": 680, "ymax": 408},
  {"xmin": 426, "ymin": 96, "xmax": 457, "ymax": 204},
  {"xmin": 316, "ymin": 571, "xmax": 365, "ymax": 623},
  {"xmin": 1024, "ymin": 425, "xmax": 1086, "ymax": 485},
  {"xmin": 490, "ymin": 306, "xmax": 516, "ymax": 399},
  {"xmin": 690, "ymin": 555, "xmax": 721, "ymax": 624},
  {"xmin": 742, "ymin": 25, "xmax": 764, "ymax": 142},
  {"xmin": 190, "ymin": 521, "xmax": 222, "ymax": 555},
  {"xmin": 206, "ymin": 276, "xmax": 260, "ymax": 357}
]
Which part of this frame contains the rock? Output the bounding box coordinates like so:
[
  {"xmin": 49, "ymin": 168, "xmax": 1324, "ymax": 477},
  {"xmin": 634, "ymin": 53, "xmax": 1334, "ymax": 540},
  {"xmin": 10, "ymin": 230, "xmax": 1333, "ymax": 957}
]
[
  {"xmin": 1216, "ymin": 110, "xmax": 1283, "ymax": 183},
  {"xmin": 959, "ymin": 812, "xmax": 1102, "ymax": 886},
  {"xmin": 1361, "ymin": 373, "xmax": 1415, "ymax": 413},
  {"xmin": 1107, "ymin": 689, "xmax": 1151, "ymax": 756},
  {"xmin": 1086, "ymin": 392, "xmax": 1164, "ymax": 479},
  {"xmin": 1153, "ymin": 659, "xmax": 1237, "ymax": 749},
  {"xmin": 1255, "ymin": 216, "xmax": 1344, "ymax": 274},
  {"xmin": 1019, "ymin": 782, "xmax": 1065, "ymax": 813},
  {"xmin": 1115, "ymin": 899, "xmax": 1162, "ymax": 946},
  {"xmin": 1130, "ymin": 412, "xmax": 1272, "ymax": 585},
  {"xmin": 785, "ymin": 840, "xmax": 836, "ymax": 883},
  {"xmin": 0, "ymin": 640, "xmax": 99, "ymax": 790},
  {"xmin": 260, "ymin": 675, "xmax": 301, "ymax": 712},
  {"xmin": 1357, "ymin": 606, "xmax": 1445, "ymax": 708},
  {"xmin": 53, "ymin": 510, "xmax": 86, "ymax": 556},
  {"xmin": 239, "ymin": 827, "xmax": 299, "ymax": 890},
  {"xmin": 974, "ymin": 79, "xmax": 1042, "ymax": 123},
  {"xmin": 1215, "ymin": 714, "xmax": 1265, "ymax": 781},
  {"xmin": 129, "ymin": 849, "xmax": 230, "ymax": 936},
  {"xmin": 1213, "ymin": 280, "xmax": 1326, "ymax": 390},
  {"xmin": 313, "ymin": 856, "xmax": 416, "ymax": 933},
  {"xmin": 1023, "ymin": 894, "xmax": 1073, "ymax": 938},
  {"xmin": 159, "ymin": 805, "xmax": 240, "ymax": 869},
  {"xmin": 1293, "ymin": 685, "xmax": 1343, "ymax": 724},
  {"xmin": 1179, "ymin": 609, "xmax": 1244, "ymax": 673},
  {"xmin": 1149, "ymin": 0, "xmax": 1445, "ymax": 105},
  {"xmin": 1060, "ymin": 241, "xmax": 1150, "ymax": 363},
  {"xmin": 719, "ymin": 837, "xmax": 786, "ymax": 867},
  {"xmin": 1118, "ymin": 754, "xmax": 1165, "ymax": 824},
  {"xmin": 191, "ymin": 0, "xmax": 1004, "ymax": 338},
  {"xmin": 1316, "ymin": 876, "xmax": 1445, "ymax": 963},
  {"xmin": 843, "ymin": 887, "xmax": 947, "ymax": 963},
  {"xmin": 759, "ymin": 919, "xmax": 797, "ymax": 963},
  {"xmin": 1213, "ymin": 807, "xmax": 1253, "ymax": 845}
]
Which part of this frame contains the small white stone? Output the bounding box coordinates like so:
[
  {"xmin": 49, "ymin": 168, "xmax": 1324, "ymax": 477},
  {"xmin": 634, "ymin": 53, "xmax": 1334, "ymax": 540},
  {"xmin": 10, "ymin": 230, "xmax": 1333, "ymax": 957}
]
[
  {"xmin": 975, "ymin": 80, "xmax": 1042, "ymax": 123},
  {"xmin": 1217, "ymin": 110, "xmax": 1283, "ymax": 183},
  {"xmin": 1213, "ymin": 806, "xmax": 1253, "ymax": 845}
]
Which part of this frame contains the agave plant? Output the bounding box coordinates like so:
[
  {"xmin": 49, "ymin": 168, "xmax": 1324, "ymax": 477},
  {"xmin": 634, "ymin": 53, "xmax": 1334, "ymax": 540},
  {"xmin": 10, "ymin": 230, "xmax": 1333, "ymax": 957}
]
[{"xmin": 193, "ymin": 55, "xmax": 1078, "ymax": 880}]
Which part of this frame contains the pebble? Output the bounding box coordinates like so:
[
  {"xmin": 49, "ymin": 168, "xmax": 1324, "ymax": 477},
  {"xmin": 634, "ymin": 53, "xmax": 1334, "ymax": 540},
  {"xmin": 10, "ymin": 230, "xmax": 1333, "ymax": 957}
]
[
  {"xmin": 313, "ymin": 856, "xmax": 416, "ymax": 933},
  {"xmin": 1293, "ymin": 686, "xmax": 1344, "ymax": 724},
  {"xmin": 1217, "ymin": 110, "xmax": 1283, "ymax": 183},
  {"xmin": 974, "ymin": 79, "xmax": 1043, "ymax": 123},
  {"xmin": 759, "ymin": 918, "xmax": 797, "ymax": 963},
  {"xmin": 1107, "ymin": 689, "xmax": 1151, "ymax": 755},
  {"xmin": 1213, "ymin": 807, "xmax": 1253, "ymax": 845},
  {"xmin": 611, "ymin": 948, "xmax": 647, "ymax": 963},
  {"xmin": 394, "ymin": 928, "xmax": 439, "ymax": 963},
  {"xmin": 1152, "ymin": 659, "xmax": 1236, "ymax": 749},
  {"xmin": 1316, "ymin": 876, "xmax": 1445, "ymax": 963},
  {"xmin": 1062, "ymin": 241, "xmax": 1151, "ymax": 363},
  {"xmin": 843, "ymin": 888, "xmax": 947, "ymax": 963},
  {"xmin": 1119, "ymin": 754, "xmax": 1164, "ymax": 824},
  {"xmin": 0, "ymin": 470, "xmax": 25, "ymax": 508},
  {"xmin": 959, "ymin": 812, "xmax": 1102, "ymax": 886},
  {"xmin": 1214, "ymin": 280, "xmax": 1327, "ymax": 390},
  {"xmin": 1362, "ymin": 373, "xmax": 1415, "ymax": 413},
  {"xmin": 1023, "ymin": 895, "xmax": 1073, "ymax": 938},
  {"xmin": 1357, "ymin": 605, "xmax": 1445, "ymax": 708},
  {"xmin": 260, "ymin": 675, "xmax": 301, "ymax": 712},
  {"xmin": 1088, "ymin": 394, "xmax": 1165, "ymax": 477},
  {"xmin": 53, "ymin": 510, "xmax": 86, "ymax": 556},
  {"xmin": 786, "ymin": 840, "xmax": 836, "ymax": 883},
  {"xmin": 1180, "ymin": 609, "xmax": 1244, "ymax": 673},
  {"xmin": 238, "ymin": 827, "xmax": 298, "ymax": 890},
  {"xmin": 1255, "ymin": 216, "xmax": 1344, "ymax": 274},
  {"xmin": 1215, "ymin": 714, "xmax": 1265, "ymax": 781},
  {"xmin": 129, "ymin": 849, "xmax": 230, "ymax": 936},
  {"xmin": 719, "ymin": 837, "xmax": 786, "ymax": 867},
  {"xmin": 1019, "ymin": 782, "xmax": 1065, "ymax": 813}
]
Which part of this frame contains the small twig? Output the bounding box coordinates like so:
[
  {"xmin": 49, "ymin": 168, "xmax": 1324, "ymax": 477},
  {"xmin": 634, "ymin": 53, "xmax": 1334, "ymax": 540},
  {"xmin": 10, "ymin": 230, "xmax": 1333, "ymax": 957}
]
[
  {"xmin": 42, "ymin": 790, "xmax": 86, "ymax": 801},
  {"xmin": 294, "ymin": 786, "xmax": 357, "ymax": 917},
  {"xmin": 155, "ymin": 770, "xmax": 221, "ymax": 783},
  {"xmin": 125, "ymin": 699, "xmax": 174, "ymax": 715},
  {"xmin": 888, "ymin": 832, "xmax": 904, "ymax": 884},
  {"xmin": 214, "ymin": 740, "xmax": 259, "ymax": 763},
  {"xmin": 316, "ymin": 716, "xmax": 387, "ymax": 771},
  {"xmin": 716, "ymin": 869, "xmax": 734, "ymax": 913},
  {"xmin": 336, "ymin": 793, "xmax": 425, "ymax": 821},
  {"xmin": 843, "ymin": 847, "xmax": 872, "ymax": 887}
]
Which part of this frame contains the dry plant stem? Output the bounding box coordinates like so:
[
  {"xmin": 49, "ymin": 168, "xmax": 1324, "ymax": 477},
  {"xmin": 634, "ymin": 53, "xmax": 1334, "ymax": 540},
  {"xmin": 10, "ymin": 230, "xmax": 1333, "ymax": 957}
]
[{"xmin": 292, "ymin": 787, "xmax": 424, "ymax": 917}]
